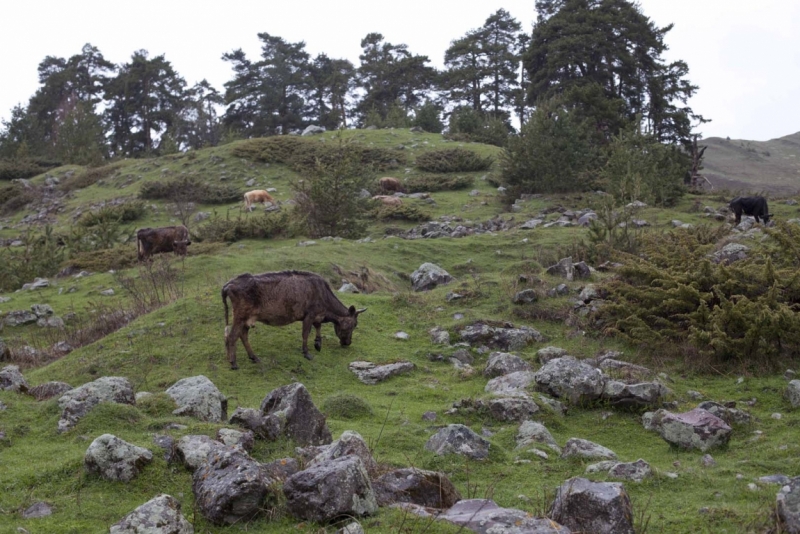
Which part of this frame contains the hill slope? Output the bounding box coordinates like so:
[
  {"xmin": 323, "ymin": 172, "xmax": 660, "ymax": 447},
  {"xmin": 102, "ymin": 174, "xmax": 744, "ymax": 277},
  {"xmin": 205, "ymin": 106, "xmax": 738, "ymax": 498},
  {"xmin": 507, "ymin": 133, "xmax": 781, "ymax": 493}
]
[{"xmin": 700, "ymin": 131, "xmax": 800, "ymax": 193}]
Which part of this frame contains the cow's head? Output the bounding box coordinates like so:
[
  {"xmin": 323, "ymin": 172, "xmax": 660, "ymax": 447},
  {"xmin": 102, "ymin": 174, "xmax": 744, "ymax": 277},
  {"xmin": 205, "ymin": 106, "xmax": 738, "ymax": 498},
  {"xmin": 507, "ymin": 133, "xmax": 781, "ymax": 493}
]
[
  {"xmin": 173, "ymin": 240, "xmax": 191, "ymax": 256},
  {"xmin": 763, "ymin": 213, "xmax": 772, "ymax": 224},
  {"xmin": 334, "ymin": 305, "xmax": 367, "ymax": 346}
]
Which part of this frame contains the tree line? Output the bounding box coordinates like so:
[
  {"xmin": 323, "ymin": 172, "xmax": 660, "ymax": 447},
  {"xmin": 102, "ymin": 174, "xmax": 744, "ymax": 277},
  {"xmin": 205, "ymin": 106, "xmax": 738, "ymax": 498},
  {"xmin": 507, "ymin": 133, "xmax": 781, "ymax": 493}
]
[{"xmin": 0, "ymin": 0, "xmax": 706, "ymax": 204}]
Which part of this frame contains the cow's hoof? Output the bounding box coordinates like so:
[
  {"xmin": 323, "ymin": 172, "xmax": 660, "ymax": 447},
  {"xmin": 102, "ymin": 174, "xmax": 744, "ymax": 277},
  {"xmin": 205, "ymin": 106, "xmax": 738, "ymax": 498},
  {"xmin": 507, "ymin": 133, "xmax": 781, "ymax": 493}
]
[
  {"xmin": 314, "ymin": 339, "xmax": 322, "ymax": 351},
  {"xmin": 230, "ymin": 364, "xmax": 239, "ymax": 371},
  {"xmin": 303, "ymin": 351, "xmax": 314, "ymax": 361},
  {"xmin": 249, "ymin": 355, "xmax": 261, "ymax": 364}
]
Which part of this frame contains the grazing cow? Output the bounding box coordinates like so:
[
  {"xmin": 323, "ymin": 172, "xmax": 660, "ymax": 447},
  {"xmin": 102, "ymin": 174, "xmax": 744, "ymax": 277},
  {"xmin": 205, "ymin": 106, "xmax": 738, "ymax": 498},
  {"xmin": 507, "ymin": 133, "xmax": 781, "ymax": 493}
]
[
  {"xmin": 379, "ymin": 176, "xmax": 403, "ymax": 193},
  {"xmin": 243, "ymin": 189, "xmax": 275, "ymax": 211},
  {"xmin": 729, "ymin": 196, "xmax": 771, "ymax": 225},
  {"xmin": 136, "ymin": 225, "xmax": 190, "ymax": 261},
  {"xmin": 372, "ymin": 195, "xmax": 403, "ymax": 206},
  {"xmin": 222, "ymin": 271, "xmax": 366, "ymax": 370}
]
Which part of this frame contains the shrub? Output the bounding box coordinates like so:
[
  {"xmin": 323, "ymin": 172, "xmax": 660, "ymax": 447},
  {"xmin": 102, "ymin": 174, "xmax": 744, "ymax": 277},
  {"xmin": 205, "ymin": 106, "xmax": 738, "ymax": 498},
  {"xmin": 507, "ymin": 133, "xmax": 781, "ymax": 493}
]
[
  {"xmin": 446, "ymin": 107, "xmax": 510, "ymax": 147},
  {"xmin": 66, "ymin": 246, "xmax": 138, "ymax": 272},
  {"xmin": 322, "ymin": 394, "xmax": 373, "ymax": 419},
  {"xmin": 231, "ymin": 136, "xmax": 307, "ymax": 163},
  {"xmin": 0, "ymin": 226, "xmax": 65, "ymax": 292},
  {"xmin": 415, "ymin": 148, "xmax": 494, "ymax": 173},
  {"xmin": 195, "ymin": 210, "xmax": 290, "ymax": 243},
  {"xmin": 372, "ymin": 203, "xmax": 431, "ymax": 222},
  {"xmin": 0, "ymin": 182, "xmax": 36, "ymax": 214},
  {"xmin": 404, "ymin": 174, "xmax": 474, "ymax": 193},
  {"xmin": 139, "ymin": 176, "xmax": 241, "ymax": 204},
  {"xmin": 0, "ymin": 158, "xmax": 56, "ymax": 181},
  {"xmin": 77, "ymin": 201, "xmax": 146, "ymax": 227},
  {"xmin": 59, "ymin": 162, "xmax": 122, "ymax": 191}
]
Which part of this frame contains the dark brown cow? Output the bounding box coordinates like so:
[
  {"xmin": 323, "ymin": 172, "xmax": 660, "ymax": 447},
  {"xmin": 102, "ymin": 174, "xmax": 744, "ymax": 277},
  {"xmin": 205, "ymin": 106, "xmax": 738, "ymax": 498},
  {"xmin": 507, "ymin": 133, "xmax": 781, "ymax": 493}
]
[
  {"xmin": 136, "ymin": 225, "xmax": 190, "ymax": 261},
  {"xmin": 379, "ymin": 176, "xmax": 403, "ymax": 193},
  {"xmin": 221, "ymin": 270, "xmax": 366, "ymax": 370}
]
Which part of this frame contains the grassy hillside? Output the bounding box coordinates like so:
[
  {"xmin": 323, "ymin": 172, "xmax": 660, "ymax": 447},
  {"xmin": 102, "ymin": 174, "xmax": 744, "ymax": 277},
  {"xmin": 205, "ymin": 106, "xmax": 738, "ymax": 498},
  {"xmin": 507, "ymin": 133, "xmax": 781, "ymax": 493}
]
[
  {"xmin": 1, "ymin": 129, "xmax": 800, "ymax": 533},
  {"xmin": 701, "ymin": 131, "xmax": 800, "ymax": 193}
]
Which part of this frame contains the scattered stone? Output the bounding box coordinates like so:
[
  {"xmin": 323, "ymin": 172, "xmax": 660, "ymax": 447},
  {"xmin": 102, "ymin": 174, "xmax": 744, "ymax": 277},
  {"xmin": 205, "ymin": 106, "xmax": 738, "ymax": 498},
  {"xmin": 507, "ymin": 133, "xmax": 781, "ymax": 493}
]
[
  {"xmin": 651, "ymin": 408, "xmax": 732, "ymax": 451},
  {"xmin": 459, "ymin": 322, "xmax": 545, "ymax": 351},
  {"xmin": 0, "ymin": 365, "xmax": 29, "ymax": 392},
  {"xmin": 429, "ymin": 327, "xmax": 450, "ymax": 345},
  {"xmin": 513, "ymin": 289, "xmax": 538, "ymax": 304},
  {"xmin": 193, "ymin": 446, "xmax": 279, "ymax": 525},
  {"xmin": 537, "ymin": 346, "xmax": 568, "ymax": 364},
  {"xmin": 561, "ymin": 438, "xmax": 618, "ymax": 461},
  {"xmin": 283, "ymin": 455, "xmax": 378, "ymax": 522},
  {"xmin": 229, "ymin": 407, "xmax": 281, "ymax": 440},
  {"xmin": 411, "ymin": 263, "xmax": 453, "ymax": 291},
  {"xmin": 100, "ymin": 289, "xmax": 115, "ymax": 296},
  {"xmin": 516, "ymin": 421, "xmax": 561, "ymax": 454},
  {"xmin": 22, "ymin": 502, "xmax": 53, "ymax": 519},
  {"xmin": 309, "ymin": 431, "xmax": 377, "ymax": 476},
  {"xmin": 259, "ymin": 383, "xmax": 332, "ymax": 446},
  {"xmin": 21, "ymin": 278, "xmax": 50, "ymax": 291},
  {"xmin": 486, "ymin": 397, "xmax": 540, "ymax": 422},
  {"xmin": 485, "ymin": 370, "xmax": 536, "ymax": 397},
  {"xmin": 534, "ymin": 357, "xmax": 605, "ymax": 404},
  {"xmin": 602, "ymin": 381, "xmax": 667, "ymax": 409},
  {"xmin": 262, "ymin": 457, "xmax": 300, "ymax": 481},
  {"xmin": 57, "ymin": 376, "xmax": 135, "ymax": 433},
  {"xmin": 787, "ymin": 380, "xmax": 800, "ymax": 408},
  {"xmin": 394, "ymin": 331, "xmax": 410, "ymax": 340},
  {"xmin": 445, "ymin": 292, "xmax": 463, "ymax": 302},
  {"xmin": 422, "ymin": 411, "xmax": 437, "ymax": 422},
  {"xmin": 349, "ymin": 361, "xmax": 415, "ymax": 385},
  {"xmin": 760, "ymin": 475, "xmax": 790, "ymax": 485},
  {"xmin": 374, "ymin": 468, "xmax": 461, "ymax": 508},
  {"xmin": 175, "ymin": 435, "xmax": 227, "ymax": 471},
  {"xmin": 546, "ymin": 257, "xmax": 575, "ymax": 280},
  {"xmin": 701, "ymin": 454, "xmax": 716, "ymax": 467},
  {"xmin": 696, "ymin": 401, "xmax": 752, "ymax": 425},
  {"xmin": 425, "ymin": 424, "xmax": 490, "ymax": 459},
  {"xmin": 551, "ymin": 477, "xmax": 634, "ymax": 534},
  {"xmin": 109, "ymin": 494, "xmax": 192, "ymax": 534},
  {"xmin": 483, "ymin": 352, "xmax": 531, "ymax": 378},
  {"xmin": 216, "ymin": 428, "xmax": 255, "ymax": 452},
  {"xmin": 27, "ymin": 381, "xmax": 72, "ymax": 401},
  {"xmin": 712, "ymin": 243, "xmax": 749, "ymax": 265},
  {"xmin": 297, "ymin": 240, "xmax": 317, "ymax": 247},
  {"xmin": 778, "ymin": 477, "xmax": 800, "ymax": 533},
  {"xmin": 84, "ymin": 434, "xmax": 153, "ymax": 482},
  {"xmin": 166, "ymin": 376, "xmax": 227, "ymax": 422},
  {"xmin": 687, "ymin": 390, "xmax": 704, "ymax": 400},
  {"xmin": 3, "ymin": 310, "xmax": 38, "ymax": 327},
  {"xmin": 301, "ymin": 125, "xmax": 326, "ymax": 136},
  {"xmin": 338, "ymin": 282, "xmax": 360, "ymax": 294},
  {"xmin": 437, "ymin": 499, "xmax": 568, "ymax": 533}
]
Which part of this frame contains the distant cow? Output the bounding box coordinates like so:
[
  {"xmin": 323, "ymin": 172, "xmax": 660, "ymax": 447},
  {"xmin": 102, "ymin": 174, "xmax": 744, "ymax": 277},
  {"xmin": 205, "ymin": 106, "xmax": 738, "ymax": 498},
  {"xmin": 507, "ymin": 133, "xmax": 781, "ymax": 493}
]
[
  {"xmin": 379, "ymin": 177, "xmax": 403, "ymax": 193},
  {"xmin": 222, "ymin": 271, "xmax": 366, "ymax": 370},
  {"xmin": 243, "ymin": 189, "xmax": 276, "ymax": 211},
  {"xmin": 136, "ymin": 225, "xmax": 190, "ymax": 261},
  {"xmin": 729, "ymin": 196, "xmax": 771, "ymax": 225},
  {"xmin": 372, "ymin": 195, "xmax": 402, "ymax": 206}
]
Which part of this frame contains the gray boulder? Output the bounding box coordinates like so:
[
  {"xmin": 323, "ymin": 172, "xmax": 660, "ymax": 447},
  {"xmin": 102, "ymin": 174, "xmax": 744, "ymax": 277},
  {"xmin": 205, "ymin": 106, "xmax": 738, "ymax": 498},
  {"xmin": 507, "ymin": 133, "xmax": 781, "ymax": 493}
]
[
  {"xmin": 262, "ymin": 457, "xmax": 301, "ymax": 481},
  {"xmin": 165, "ymin": 375, "xmax": 227, "ymax": 422},
  {"xmin": 425, "ymin": 424, "xmax": 490, "ymax": 460},
  {"xmin": 550, "ymin": 477, "xmax": 634, "ymax": 534},
  {"xmin": 429, "ymin": 327, "xmax": 451, "ymax": 345},
  {"xmin": 513, "ymin": 289, "xmax": 538, "ymax": 304},
  {"xmin": 192, "ymin": 446, "xmax": 279, "ymax": 525},
  {"xmin": 283, "ymin": 455, "xmax": 378, "ymax": 522},
  {"xmin": 534, "ymin": 357, "xmax": 606, "ymax": 404},
  {"xmin": 602, "ymin": 380, "xmax": 667, "ymax": 409},
  {"xmin": 0, "ymin": 365, "xmax": 28, "ymax": 392},
  {"xmin": 561, "ymin": 438, "xmax": 617, "ymax": 461},
  {"xmin": 578, "ymin": 212, "xmax": 597, "ymax": 227},
  {"xmin": 31, "ymin": 303, "xmax": 54, "ymax": 317},
  {"xmin": 537, "ymin": 346, "xmax": 568, "ymax": 364},
  {"xmin": 439, "ymin": 499, "xmax": 570, "ymax": 533},
  {"xmin": 84, "ymin": 434, "xmax": 153, "ymax": 482},
  {"xmin": 608, "ymin": 459, "xmax": 652, "ymax": 482},
  {"xmin": 110, "ymin": 494, "xmax": 193, "ymax": 534},
  {"xmin": 0, "ymin": 338, "xmax": 8, "ymax": 360},
  {"xmin": 573, "ymin": 262, "xmax": 592, "ymax": 279},
  {"xmin": 712, "ymin": 242, "xmax": 749, "ymax": 265},
  {"xmin": 29, "ymin": 383, "xmax": 68, "ymax": 407},
  {"xmin": 411, "ymin": 263, "xmax": 453, "ymax": 291},
  {"xmin": 21, "ymin": 277, "xmax": 49, "ymax": 290},
  {"xmin": 373, "ymin": 468, "xmax": 461, "ymax": 508},
  {"xmin": 696, "ymin": 401, "xmax": 751, "ymax": 425},
  {"xmin": 349, "ymin": 360, "xmax": 415, "ymax": 385},
  {"xmin": 486, "ymin": 397, "xmax": 539, "ymax": 422},
  {"xmin": 777, "ymin": 477, "xmax": 800, "ymax": 533},
  {"xmin": 3, "ymin": 310, "xmax": 37, "ymax": 326},
  {"xmin": 459, "ymin": 322, "xmax": 544, "ymax": 351},
  {"xmin": 483, "ymin": 352, "xmax": 531, "ymax": 378},
  {"xmin": 175, "ymin": 435, "xmax": 228, "ymax": 471},
  {"xmin": 309, "ymin": 430, "xmax": 377, "ymax": 476},
  {"xmin": 57, "ymin": 376, "xmax": 135, "ymax": 433},
  {"xmin": 338, "ymin": 282, "xmax": 360, "ymax": 294},
  {"xmin": 652, "ymin": 408, "xmax": 732, "ymax": 451},
  {"xmin": 485, "ymin": 371, "xmax": 536, "ymax": 397},
  {"xmin": 546, "ymin": 257, "xmax": 574, "ymax": 280},
  {"xmin": 787, "ymin": 380, "xmax": 800, "ymax": 408},
  {"xmin": 229, "ymin": 407, "xmax": 281, "ymax": 440},
  {"xmin": 215, "ymin": 428, "xmax": 255, "ymax": 451},
  {"xmin": 516, "ymin": 421, "xmax": 561, "ymax": 454},
  {"xmin": 259, "ymin": 382, "xmax": 332, "ymax": 446},
  {"xmin": 301, "ymin": 125, "xmax": 326, "ymax": 136},
  {"xmin": 520, "ymin": 218, "xmax": 545, "ymax": 229}
]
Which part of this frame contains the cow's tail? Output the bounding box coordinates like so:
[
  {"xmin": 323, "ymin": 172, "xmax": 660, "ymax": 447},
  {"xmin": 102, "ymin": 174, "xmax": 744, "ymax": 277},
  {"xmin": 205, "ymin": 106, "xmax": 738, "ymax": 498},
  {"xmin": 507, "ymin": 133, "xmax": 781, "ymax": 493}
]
[
  {"xmin": 222, "ymin": 284, "xmax": 230, "ymax": 326},
  {"xmin": 136, "ymin": 232, "xmax": 143, "ymax": 261}
]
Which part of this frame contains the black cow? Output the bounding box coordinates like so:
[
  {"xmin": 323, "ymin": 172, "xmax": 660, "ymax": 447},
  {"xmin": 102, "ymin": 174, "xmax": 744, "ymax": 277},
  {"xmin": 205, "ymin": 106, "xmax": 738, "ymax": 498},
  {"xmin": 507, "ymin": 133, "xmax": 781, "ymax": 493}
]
[{"xmin": 729, "ymin": 196, "xmax": 771, "ymax": 225}]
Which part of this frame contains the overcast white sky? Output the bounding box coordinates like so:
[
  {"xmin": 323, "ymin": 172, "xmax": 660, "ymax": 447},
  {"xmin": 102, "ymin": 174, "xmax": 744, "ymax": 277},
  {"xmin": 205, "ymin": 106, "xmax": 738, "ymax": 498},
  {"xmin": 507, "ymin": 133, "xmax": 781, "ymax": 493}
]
[{"xmin": 1, "ymin": 0, "xmax": 798, "ymax": 141}]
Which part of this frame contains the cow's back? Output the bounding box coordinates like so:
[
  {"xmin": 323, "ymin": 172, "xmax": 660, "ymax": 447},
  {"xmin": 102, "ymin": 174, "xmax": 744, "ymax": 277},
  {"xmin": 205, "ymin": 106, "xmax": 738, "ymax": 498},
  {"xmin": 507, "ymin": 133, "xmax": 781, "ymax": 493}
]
[{"xmin": 227, "ymin": 271, "xmax": 333, "ymax": 325}]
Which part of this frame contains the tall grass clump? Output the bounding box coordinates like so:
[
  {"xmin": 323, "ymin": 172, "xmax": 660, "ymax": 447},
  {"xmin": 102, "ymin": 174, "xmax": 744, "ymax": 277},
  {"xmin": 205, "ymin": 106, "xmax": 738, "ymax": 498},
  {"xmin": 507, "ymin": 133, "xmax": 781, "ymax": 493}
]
[{"xmin": 415, "ymin": 148, "xmax": 494, "ymax": 173}]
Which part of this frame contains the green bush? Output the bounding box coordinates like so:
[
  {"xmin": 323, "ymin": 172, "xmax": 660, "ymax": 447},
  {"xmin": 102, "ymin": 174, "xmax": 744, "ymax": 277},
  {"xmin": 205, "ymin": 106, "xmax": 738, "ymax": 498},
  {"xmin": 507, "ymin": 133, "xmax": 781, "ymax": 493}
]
[
  {"xmin": 77, "ymin": 201, "xmax": 146, "ymax": 227},
  {"xmin": 59, "ymin": 162, "xmax": 122, "ymax": 191},
  {"xmin": 322, "ymin": 394, "xmax": 373, "ymax": 419},
  {"xmin": 0, "ymin": 159, "xmax": 48, "ymax": 181},
  {"xmin": 372, "ymin": 203, "xmax": 431, "ymax": 222},
  {"xmin": 0, "ymin": 183, "xmax": 36, "ymax": 214},
  {"xmin": 0, "ymin": 226, "xmax": 65, "ymax": 292},
  {"xmin": 415, "ymin": 148, "xmax": 494, "ymax": 173},
  {"xmin": 65, "ymin": 246, "xmax": 138, "ymax": 272},
  {"xmin": 195, "ymin": 210, "xmax": 290, "ymax": 243},
  {"xmin": 404, "ymin": 174, "xmax": 474, "ymax": 193},
  {"xmin": 231, "ymin": 136, "xmax": 307, "ymax": 163},
  {"xmin": 139, "ymin": 176, "xmax": 241, "ymax": 204}
]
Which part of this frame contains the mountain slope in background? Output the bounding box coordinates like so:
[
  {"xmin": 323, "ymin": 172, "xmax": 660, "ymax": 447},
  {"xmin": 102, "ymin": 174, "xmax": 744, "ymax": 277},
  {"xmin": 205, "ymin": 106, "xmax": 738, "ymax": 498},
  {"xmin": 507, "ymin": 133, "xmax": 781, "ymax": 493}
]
[{"xmin": 700, "ymin": 131, "xmax": 800, "ymax": 194}]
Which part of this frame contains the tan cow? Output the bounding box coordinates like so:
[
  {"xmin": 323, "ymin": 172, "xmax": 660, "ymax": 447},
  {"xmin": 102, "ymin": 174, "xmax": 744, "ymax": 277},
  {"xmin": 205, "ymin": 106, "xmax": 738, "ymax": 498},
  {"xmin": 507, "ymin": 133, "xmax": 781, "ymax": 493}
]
[
  {"xmin": 243, "ymin": 190, "xmax": 276, "ymax": 211},
  {"xmin": 372, "ymin": 195, "xmax": 403, "ymax": 206},
  {"xmin": 379, "ymin": 176, "xmax": 403, "ymax": 193}
]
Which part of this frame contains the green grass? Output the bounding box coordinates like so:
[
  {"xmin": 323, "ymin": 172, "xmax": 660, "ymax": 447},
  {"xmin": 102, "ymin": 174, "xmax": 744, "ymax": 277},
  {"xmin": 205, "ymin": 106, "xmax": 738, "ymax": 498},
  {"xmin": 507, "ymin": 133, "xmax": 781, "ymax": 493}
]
[{"xmin": 1, "ymin": 128, "xmax": 798, "ymax": 533}]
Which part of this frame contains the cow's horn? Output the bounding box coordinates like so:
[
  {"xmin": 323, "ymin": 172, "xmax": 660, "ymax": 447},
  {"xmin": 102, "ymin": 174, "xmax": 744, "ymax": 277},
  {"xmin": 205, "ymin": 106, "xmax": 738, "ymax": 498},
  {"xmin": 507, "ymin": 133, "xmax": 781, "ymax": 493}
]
[{"xmin": 356, "ymin": 308, "xmax": 367, "ymax": 315}]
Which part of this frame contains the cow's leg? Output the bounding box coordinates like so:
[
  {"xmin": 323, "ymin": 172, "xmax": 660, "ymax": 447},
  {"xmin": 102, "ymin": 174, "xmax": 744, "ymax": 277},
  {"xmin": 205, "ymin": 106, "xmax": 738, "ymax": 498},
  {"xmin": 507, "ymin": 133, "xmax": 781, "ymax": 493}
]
[
  {"xmin": 313, "ymin": 322, "xmax": 322, "ymax": 352},
  {"xmin": 225, "ymin": 320, "xmax": 243, "ymax": 370},
  {"xmin": 301, "ymin": 318, "xmax": 314, "ymax": 360},
  {"xmin": 240, "ymin": 326, "xmax": 261, "ymax": 364}
]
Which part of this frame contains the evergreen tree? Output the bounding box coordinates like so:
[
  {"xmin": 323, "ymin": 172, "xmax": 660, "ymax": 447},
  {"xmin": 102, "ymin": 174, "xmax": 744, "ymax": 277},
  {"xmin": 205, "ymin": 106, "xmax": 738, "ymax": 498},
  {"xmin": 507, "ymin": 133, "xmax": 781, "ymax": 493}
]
[
  {"xmin": 413, "ymin": 100, "xmax": 444, "ymax": 133},
  {"xmin": 179, "ymin": 80, "xmax": 223, "ymax": 149},
  {"xmin": 308, "ymin": 54, "xmax": 355, "ymax": 130},
  {"xmin": 442, "ymin": 30, "xmax": 487, "ymax": 112},
  {"xmin": 104, "ymin": 50, "xmax": 187, "ymax": 156}
]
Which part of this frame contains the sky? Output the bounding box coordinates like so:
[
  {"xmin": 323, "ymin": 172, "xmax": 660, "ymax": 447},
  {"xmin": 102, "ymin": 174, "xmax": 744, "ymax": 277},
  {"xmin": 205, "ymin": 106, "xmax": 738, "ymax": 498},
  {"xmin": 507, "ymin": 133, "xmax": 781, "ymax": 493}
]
[{"xmin": 1, "ymin": 0, "xmax": 798, "ymax": 141}]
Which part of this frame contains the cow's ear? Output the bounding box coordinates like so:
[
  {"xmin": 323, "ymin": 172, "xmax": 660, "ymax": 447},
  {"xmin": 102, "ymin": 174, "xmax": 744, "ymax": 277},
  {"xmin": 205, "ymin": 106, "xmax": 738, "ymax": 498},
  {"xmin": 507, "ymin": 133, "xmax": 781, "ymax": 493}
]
[
  {"xmin": 186, "ymin": 241, "xmax": 192, "ymax": 245},
  {"xmin": 349, "ymin": 305, "xmax": 356, "ymax": 316},
  {"xmin": 356, "ymin": 308, "xmax": 367, "ymax": 315}
]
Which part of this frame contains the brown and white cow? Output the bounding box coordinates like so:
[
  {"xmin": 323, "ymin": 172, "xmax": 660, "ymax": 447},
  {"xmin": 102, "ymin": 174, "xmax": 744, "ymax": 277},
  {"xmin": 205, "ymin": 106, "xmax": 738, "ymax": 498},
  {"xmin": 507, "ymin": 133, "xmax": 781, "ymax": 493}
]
[
  {"xmin": 243, "ymin": 189, "xmax": 276, "ymax": 211},
  {"xmin": 136, "ymin": 225, "xmax": 190, "ymax": 261},
  {"xmin": 372, "ymin": 195, "xmax": 403, "ymax": 206},
  {"xmin": 379, "ymin": 176, "xmax": 403, "ymax": 193},
  {"xmin": 222, "ymin": 270, "xmax": 366, "ymax": 369}
]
